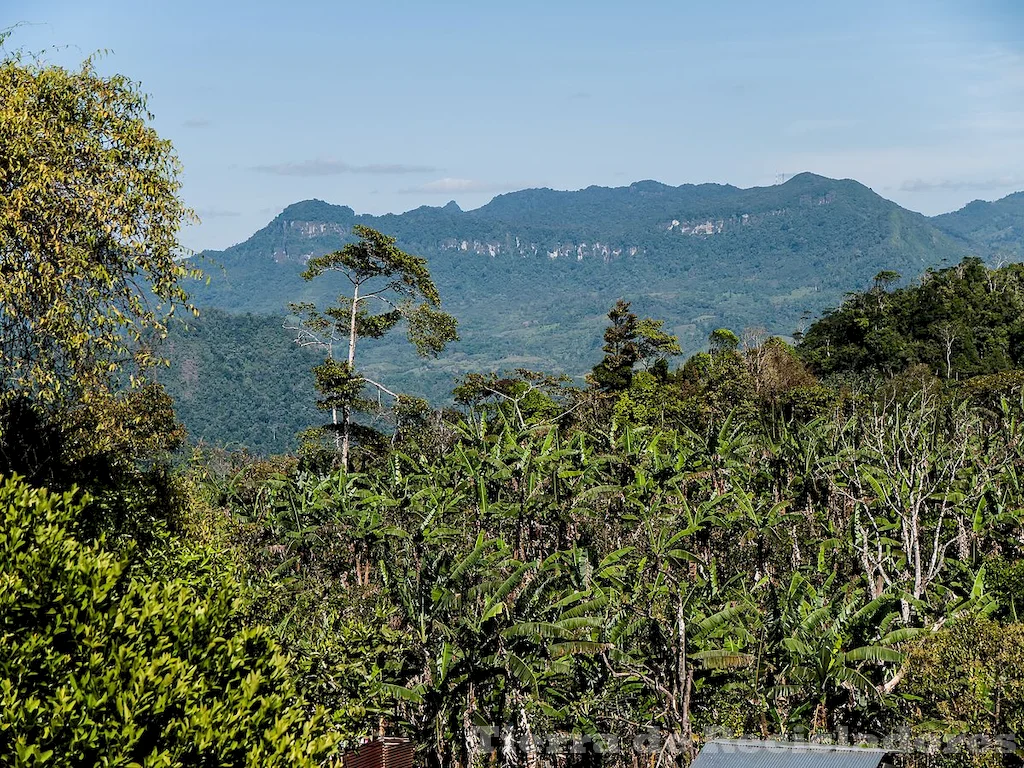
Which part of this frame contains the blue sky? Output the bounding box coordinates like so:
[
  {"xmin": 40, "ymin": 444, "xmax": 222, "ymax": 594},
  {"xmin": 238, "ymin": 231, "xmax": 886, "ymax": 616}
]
[{"xmin": 5, "ymin": 0, "xmax": 1023, "ymax": 251}]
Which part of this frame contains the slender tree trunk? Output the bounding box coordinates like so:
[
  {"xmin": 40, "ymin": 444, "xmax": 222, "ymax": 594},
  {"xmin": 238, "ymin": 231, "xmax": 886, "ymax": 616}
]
[
  {"xmin": 348, "ymin": 284, "xmax": 359, "ymax": 366},
  {"xmin": 342, "ymin": 283, "xmax": 360, "ymax": 470},
  {"xmin": 677, "ymin": 601, "xmax": 694, "ymax": 763},
  {"xmin": 681, "ymin": 666, "xmax": 694, "ymax": 763},
  {"xmin": 329, "ymin": 335, "xmax": 343, "ymax": 457},
  {"xmin": 332, "ymin": 403, "xmax": 341, "ymax": 453},
  {"xmin": 341, "ymin": 404, "xmax": 351, "ymax": 470}
]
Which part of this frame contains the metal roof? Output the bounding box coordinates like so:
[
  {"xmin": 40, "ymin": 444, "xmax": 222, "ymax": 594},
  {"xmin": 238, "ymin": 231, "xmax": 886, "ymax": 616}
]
[
  {"xmin": 692, "ymin": 740, "xmax": 890, "ymax": 768},
  {"xmin": 341, "ymin": 738, "xmax": 414, "ymax": 768}
]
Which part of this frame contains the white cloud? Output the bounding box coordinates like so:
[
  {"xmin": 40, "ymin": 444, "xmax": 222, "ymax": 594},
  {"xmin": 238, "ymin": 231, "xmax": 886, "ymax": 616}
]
[
  {"xmin": 400, "ymin": 178, "xmax": 523, "ymax": 194},
  {"xmin": 251, "ymin": 158, "xmax": 439, "ymax": 177},
  {"xmin": 194, "ymin": 207, "xmax": 242, "ymax": 218}
]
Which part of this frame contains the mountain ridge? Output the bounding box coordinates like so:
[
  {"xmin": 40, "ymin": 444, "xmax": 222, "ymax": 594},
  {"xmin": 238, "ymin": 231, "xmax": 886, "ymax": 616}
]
[
  {"xmin": 242, "ymin": 172, "xmax": 874, "ymax": 243},
  {"xmin": 932, "ymin": 190, "xmax": 1024, "ymax": 259},
  {"xmin": 165, "ymin": 173, "xmax": 1024, "ymax": 453},
  {"xmin": 215, "ymin": 172, "xmax": 892, "ymax": 263},
  {"xmin": 199, "ymin": 172, "xmax": 968, "ymax": 278}
]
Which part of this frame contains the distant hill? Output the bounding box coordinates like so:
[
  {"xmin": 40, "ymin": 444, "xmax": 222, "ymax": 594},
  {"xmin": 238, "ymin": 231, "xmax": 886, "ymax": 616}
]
[
  {"xmin": 161, "ymin": 173, "xmax": 1020, "ymax": 454},
  {"xmin": 195, "ymin": 173, "xmax": 969, "ymax": 318},
  {"xmin": 160, "ymin": 309, "xmax": 320, "ymax": 452},
  {"xmin": 933, "ymin": 191, "xmax": 1024, "ymax": 260}
]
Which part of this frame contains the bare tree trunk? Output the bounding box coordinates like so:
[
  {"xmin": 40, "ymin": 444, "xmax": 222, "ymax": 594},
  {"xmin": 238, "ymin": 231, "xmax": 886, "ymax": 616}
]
[
  {"xmin": 676, "ymin": 600, "xmax": 694, "ymax": 763},
  {"xmin": 332, "ymin": 405, "xmax": 340, "ymax": 448},
  {"xmin": 327, "ymin": 337, "xmax": 343, "ymax": 458},
  {"xmin": 348, "ymin": 284, "xmax": 360, "ymax": 366},
  {"xmin": 342, "ymin": 284, "xmax": 360, "ymax": 470}
]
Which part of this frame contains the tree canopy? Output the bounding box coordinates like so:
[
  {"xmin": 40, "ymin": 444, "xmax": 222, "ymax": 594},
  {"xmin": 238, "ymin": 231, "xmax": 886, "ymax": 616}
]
[
  {"xmin": 798, "ymin": 259, "xmax": 1024, "ymax": 379},
  {"xmin": 288, "ymin": 224, "xmax": 458, "ymax": 468},
  {"xmin": 589, "ymin": 299, "xmax": 681, "ymax": 392},
  {"xmin": 0, "ymin": 47, "xmax": 196, "ymax": 410}
]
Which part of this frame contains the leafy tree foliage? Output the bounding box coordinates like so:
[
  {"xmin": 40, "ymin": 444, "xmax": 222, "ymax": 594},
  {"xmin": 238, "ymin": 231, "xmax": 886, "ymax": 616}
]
[
  {"xmin": 798, "ymin": 259, "xmax": 1024, "ymax": 379},
  {"xmin": 288, "ymin": 225, "xmax": 458, "ymax": 468},
  {"xmin": 0, "ymin": 47, "xmax": 197, "ymax": 410},
  {"xmin": 589, "ymin": 299, "xmax": 681, "ymax": 392},
  {"xmin": 0, "ymin": 45, "xmax": 201, "ymax": 550},
  {"xmin": 0, "ymin": 475, "xmax": 338, "ymax": 766}
]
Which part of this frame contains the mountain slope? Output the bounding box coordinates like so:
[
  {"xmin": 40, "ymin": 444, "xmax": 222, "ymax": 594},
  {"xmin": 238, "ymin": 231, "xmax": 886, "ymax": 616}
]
[
  {"xmin": 191, "ymin": 173, "xmax": 970, "ymax": 345},
  {"xmin": 164, "ymin": 173, "xmax": 991, "ymax": 453},
  {"xmin": 932, "ymin": 191, "xmax": 1024, "ymax": 259}
]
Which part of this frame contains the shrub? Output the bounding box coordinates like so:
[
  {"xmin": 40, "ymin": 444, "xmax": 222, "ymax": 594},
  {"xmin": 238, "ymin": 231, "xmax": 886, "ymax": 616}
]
[{"xmin": 0, "ymin": 475, "xmax": 338, "ymax": 766}]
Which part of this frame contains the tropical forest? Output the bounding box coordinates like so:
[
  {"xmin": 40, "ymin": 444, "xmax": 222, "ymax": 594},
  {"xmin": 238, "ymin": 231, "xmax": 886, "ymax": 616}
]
[{"xmin": 3, "ymin": 20, "xmax": 1024, "ymax": 768}]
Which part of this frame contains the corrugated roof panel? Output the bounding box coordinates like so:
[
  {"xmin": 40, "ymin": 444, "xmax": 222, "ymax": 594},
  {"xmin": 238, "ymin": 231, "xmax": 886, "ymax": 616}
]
[
  {"xmin": 692, "ymin": 740, "xmax": 890, "ymax": 768},
  {"xmin": 342, "ymin": 738, "xmax": 414, "ymax": 768}
]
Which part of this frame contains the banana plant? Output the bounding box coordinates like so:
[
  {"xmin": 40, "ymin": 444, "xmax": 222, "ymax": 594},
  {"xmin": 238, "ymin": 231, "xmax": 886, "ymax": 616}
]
[{"xmin": 765, "ymin": 573, "xmax": 907, "ymax": 733}]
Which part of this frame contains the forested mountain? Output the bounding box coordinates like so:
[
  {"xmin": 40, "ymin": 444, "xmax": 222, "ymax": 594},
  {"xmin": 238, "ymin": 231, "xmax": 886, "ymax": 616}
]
[
  {"xmin": 162, "ymin": 175, "xmax": 1023, "ymax": 453},
  {"xmin": 193, "ymin": 173, "xmax": 969, "ymax": 324},
  {"xmin": 933, "ymin": 191, "xmax": 1024, "ymax": 259}
]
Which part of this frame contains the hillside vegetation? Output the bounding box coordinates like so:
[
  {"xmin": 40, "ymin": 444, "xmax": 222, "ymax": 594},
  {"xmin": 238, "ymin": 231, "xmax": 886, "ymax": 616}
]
[
  {"xmin": 5, "ymin": 46, "xmax": 1024, "ymax": 768},
  {"xmin": 933, "ymin": 191, "xmax": 1024, "ymax": 259},
  {"xmin": 161, "ymin": 174, "xmax": 1024, "ymax": 453},
  {"xmin": 799, "ymin": 258, "xmax": 1024, "ymax": 378}
]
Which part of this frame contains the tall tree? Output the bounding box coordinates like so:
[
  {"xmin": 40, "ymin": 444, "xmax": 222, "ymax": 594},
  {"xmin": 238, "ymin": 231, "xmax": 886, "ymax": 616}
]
[
  {"xmin": 588, "ymin": 299, "xmax": 680, "ymax": 392},
  {"xmin": 0, "ymin": 45, "xmax": 197, "ymax": 412},
  {"xmin": 288, "ymin": 225, "xmax": 458, "ymax": 468},
  {"xmin": 0, "ymin": 41, "xmax": 199, "ymax": 523}
]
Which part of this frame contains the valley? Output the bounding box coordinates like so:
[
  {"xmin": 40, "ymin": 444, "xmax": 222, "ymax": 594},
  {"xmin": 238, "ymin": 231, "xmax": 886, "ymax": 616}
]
[{"xmin": 162, "ymin": 173, "xmax": 1024, "ymax": 453}]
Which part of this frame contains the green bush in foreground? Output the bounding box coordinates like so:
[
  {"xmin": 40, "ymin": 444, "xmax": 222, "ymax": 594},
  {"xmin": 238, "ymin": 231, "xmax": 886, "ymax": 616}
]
[{"xmin": 0, "ymin": 475, "xmax": 338, "ymax": 766}]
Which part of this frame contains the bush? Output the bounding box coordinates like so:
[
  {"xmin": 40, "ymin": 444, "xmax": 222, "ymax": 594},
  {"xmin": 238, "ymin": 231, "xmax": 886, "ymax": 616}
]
[
  {"xmin": 0, "ymin": 475, "xmax": 338, "ymax": 766},
  {"xmin": 903, "ymin": 617, "xmax": 1024, "ymax": 738}
]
